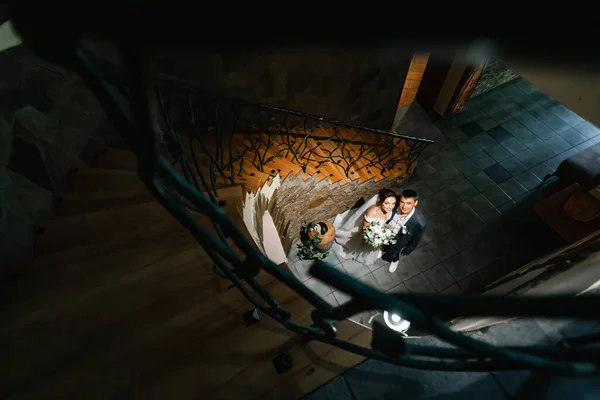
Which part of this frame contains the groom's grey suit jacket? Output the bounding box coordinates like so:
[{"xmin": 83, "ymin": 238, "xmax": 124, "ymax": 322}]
[{"xmin": 382, "ymin": 207, "xmax": 427, "ymax": 262}]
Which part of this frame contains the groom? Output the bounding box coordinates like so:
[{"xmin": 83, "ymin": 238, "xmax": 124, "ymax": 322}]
[{"xmin": 382, "ymin": 189, "xmax": 427, "ymax": 273}]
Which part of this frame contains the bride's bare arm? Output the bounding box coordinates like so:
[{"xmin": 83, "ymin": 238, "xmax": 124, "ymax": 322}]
[{"xmin": 362, "ymin": 205, "xmax": 378, "ymax": 229}]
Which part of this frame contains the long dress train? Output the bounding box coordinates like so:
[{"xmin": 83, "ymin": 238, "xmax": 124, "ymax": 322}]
[{"xmin": 331, "ymin": 194, "xmax": 386, "ymax": 267}]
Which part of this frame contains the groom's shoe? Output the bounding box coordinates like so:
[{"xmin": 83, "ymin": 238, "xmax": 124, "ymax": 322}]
[{"xmin": 389, "ymin": 261, "xmax": 399, "ymax": 273}]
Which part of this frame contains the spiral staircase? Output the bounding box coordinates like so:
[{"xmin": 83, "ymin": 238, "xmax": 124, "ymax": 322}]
[{"xmin": 0, "ymin": 81, "xmax": 431, "ymax": 398}]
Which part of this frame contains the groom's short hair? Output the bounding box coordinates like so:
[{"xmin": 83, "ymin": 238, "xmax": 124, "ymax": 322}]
[{"xmin": 400, "ymin": 189, "xmax": 419, "ymax": 201}]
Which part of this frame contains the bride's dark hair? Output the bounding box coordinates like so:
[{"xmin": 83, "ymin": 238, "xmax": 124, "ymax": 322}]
[{"xmin": 378, "ymin": 188, "xmax": 397, "ymax": 203}]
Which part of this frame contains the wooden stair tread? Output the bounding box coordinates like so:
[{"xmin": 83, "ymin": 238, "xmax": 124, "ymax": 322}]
[
  {"xmin": 16, "ymin": 229, "xmax": 198, "ymax": 283},
  {"xmin": 37, "ymin": 184, "xmax": 244, "ymax": 255},
  {"xmin": 57, "ymin": 190, "xmax": 154, "ymax": 216},
  {"xmin": 0, "ymin": 251, "xmax": 261, "ymax": 394},
  {"xmin": 95, "ymin": 148, "xmax": 138, "ymax": 170},
  {"xmin": 68, "ymin": 168, "xmax": 145, "ymax": 193}
]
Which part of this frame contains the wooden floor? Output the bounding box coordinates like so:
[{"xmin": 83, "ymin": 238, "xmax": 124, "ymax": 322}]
[{"xmin": 0, "ymin": 147, "xmax": 372, "ymax": 399}]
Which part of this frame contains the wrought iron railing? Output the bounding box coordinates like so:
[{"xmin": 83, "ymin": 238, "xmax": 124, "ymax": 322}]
[
  {"xmin": 11, "ymin": 17, "xmax": 600, "ymax": 376},
  {"xmin": 155, "ymin": 80, "xmax": 432, "ymax": 198}
]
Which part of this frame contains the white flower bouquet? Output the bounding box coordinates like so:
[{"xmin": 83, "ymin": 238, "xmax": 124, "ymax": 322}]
[{"xmin": 363, "ymin": 221, "xmax": 397, "ymax": 250}]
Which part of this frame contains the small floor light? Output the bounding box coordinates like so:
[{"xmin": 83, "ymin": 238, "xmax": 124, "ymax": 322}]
[{"xmin": 383, "ymin": 311, "xmax": 411, "ymax": 334}]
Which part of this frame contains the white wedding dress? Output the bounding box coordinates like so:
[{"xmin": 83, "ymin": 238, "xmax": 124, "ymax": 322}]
[{"xmin": 331, "ymin": 195, "xmax": 391, "ymax": 267}]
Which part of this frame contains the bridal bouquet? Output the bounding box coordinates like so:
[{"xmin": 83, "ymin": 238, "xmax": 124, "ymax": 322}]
[{"xmin": 363, "ymin": 221, "xmax": 397, "ymax": 249}]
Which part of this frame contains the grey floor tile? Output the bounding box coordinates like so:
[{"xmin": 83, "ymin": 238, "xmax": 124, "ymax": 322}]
[
  {"xmin": 478, "ymin": 208, "xmax": 502, "ymax": 224},
  {"xmin": 549, "ymin": 104, "xmax": 585, "ymax": 125},
  {"xmin": 395, "ymin": 255, "xmax": 421, "ymax": 282},
  {"xmin": 500, "ymin": 136, "xmax": 527, "ymax": 156},
  {"xmin": 546, "ymin": 155, "xmax": 563, "ymax": 170},
  {"xmin": 459, "ymin": 121, "xmax": 485, "ymax": 137},
  {"xmin": 428, "ymin": 154, "xmax": 455, "ymax": 171},
  {"xmin": 368, "ymin": 257, "xmax": 389, "ymax": 272},
  {"xmin": 446, "ymin": 228, "xmax": 475, "ymax": 252},
  {"xmin": 457, "ymin": 270, "xmax": 489, "ymax": 292},
  {"xmin": 305, "ymin": 376, "xmax": 353, "ymax": 400},
  {"xmin": 513, "ymin": 148, "xmax": 543, "ymax": 168},
  {"xmin": 288, "ymin": 245, "xmax": 300, "ymax": 263},
  {"xmin": 502, "ymin": 118, "xmax": 531, "ymax": 138},
  {"xmin": 497, "ymin": 200, "xmax": 516, "ymax": 214},
  {"xmin": 466, "ymin": 193, "xmax": 498, "ymax": 216},
  {"xmin": 403, "ymin": 273, "xmax": 436, "ymax": 293},
  {"xmin": 477, "ymin": 117, "xmax": 498, "ymax": 131},
  {"xmin": 321, "ymin": 292, "xmax": 339, "ymax": 307},
  {"xmin": 488, "ymin": 107, "xmax": 512, "ymax": 124},
  {"xmin": 482, "ymin": 185, "xmax": 512, "ymax": 208},
  {"xmin": 438, "ymin": 165, "xmax": 465, "ymax": 182},
  {"xmin": 428, "ymin": 236, "xmax": 459, "ymax": 261},
  {"xmin": 470, "ymin": 151, "xmax": 497, "ymax": 170},
  {"xmin": 484, "ymin": 163, "xmax": 512, "ymax": 184},
  {"xmin": 441, "ymin": 283, "xmax": 463, "ymax": 293},
  {"xmin": 386, "ymin": 282, "xmax": 409, "ymax": 293},
  {"xmin": 342, "ymin": 259, "xmax": 370, "ymax": 279},
  {"xmin": 472, "ymin": 132, "xmax": 500, "ymax": 151},
  {"xmin": 410, "ymin": 179, "xmax": 434, "ymax": 198},
  {"xmin": 454, "ymin": 158, "xmax": 482, "ymax": 176},
  {"xmin": 576, "ymin": 135, "xmax": 600, "ymax": 151},
  {"xmin": 441, "ymin": 126, "xmax": 469, "ymax": 143},
  {"xmin": 487, "ymin": 125, "xmax": 513, "ymax": 143},
  {"xmin": 446, "ymin": 178, "xmax": 479, "ymax": 199},
  {"xmin": 457, "ymin": 138, "xmax": 482, "ymax": 156},
  {"xmin": 293, "ymin": 259, "xmax": 315, "ymax": 281},
  {"xmin": 529, "ymin": 162, "xmax": 554, "ymax": 180},
  {"xmin": 574, "ymin": 120, "xmax": 600, "ymax": 139},
  {"xmin": 487, "ymin": 144, "xmax": 512, "ymax": 162},
  {"xmin": 332, "ymin": 290, "xmax": 351, "ymax": 305},
  {"xmin": 545, "ymin": 135, "xmax": 573, "ymax": 153},
  {"xmin": 304, "ymin": 277, "xmax": 332, "ymax": 297},
  {"xmin": 410, "ymin": 245, "xmax": 440, "ymax": 271},
  {"xmin": 423, "ymin": 263, "xmax": 456, "ymax": 292},
  {"xmin": 414, "ymin": 159, "xmax": 437, "ymax": 179},
  {"xmin": 559, "ymin": 127, "xmax": 588, "ymax": 147},
  {"xmin": 343, "ymin": 358, "xmax": 507, "ymax": 400},
  {"xmin": 444, "ymin": 252, "xmax": 475, "ymax": 281},
  {"xmin": 429, "ymin": 212, "xmax": 456, "ymax": 234},
  {"xmin": 322, "ymin": 250, "xmax": 340, "ymax": 267},
  {"xmin": 371, "ymin": 266, "xmax": 404, "ymax": 292},
  {"xmin": 515, "ymin": 112, "xmax": 553, "ymax": 138},
  {"xmin": 546, "ymin": 118, "xmax": 573, "ymax": 135},
  {"xmin": 500, "ymin": 156, "xmax": 528, "ymax": 176},
  {"xmin": 498, "ymin": 178, "xmax": 528, "ymax": 199},
  {"xmin": 514, "ymin": 170, "xmax": 542, "ymax": 192},
  {"xmin": 359, "ymin": 273, "xmax": 382, "ymax": 291},
  {"xmin": 561, "ymin": 147, "xmax": 579, "ymax": 159},
  {"xmin": 468, "ymin": 170, "xmax": 497, "ymax": 192}
]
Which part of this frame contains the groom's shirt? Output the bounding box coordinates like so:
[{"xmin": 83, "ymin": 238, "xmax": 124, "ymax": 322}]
[{"xmin": 389, "ymin": 208, "xmax": 415, "ymax": 234}]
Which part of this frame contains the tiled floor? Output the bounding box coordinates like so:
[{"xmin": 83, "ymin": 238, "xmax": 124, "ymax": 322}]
[{"xmin": 286, "ymin": 77, "xmax": 600, "ymax": 329}]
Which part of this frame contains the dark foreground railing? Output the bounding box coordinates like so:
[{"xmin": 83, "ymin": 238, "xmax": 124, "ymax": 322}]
[{"xmin": 10, "ymin": 17, "xmax": 600, "ymax": 375}]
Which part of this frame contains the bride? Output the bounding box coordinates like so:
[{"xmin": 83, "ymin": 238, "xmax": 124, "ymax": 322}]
[{"xmin": 331, "ymin": 189, "xmax": 397, "ymax": 266}]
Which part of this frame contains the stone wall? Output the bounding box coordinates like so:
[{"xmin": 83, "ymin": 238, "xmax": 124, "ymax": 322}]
[
  {"xmin": 154, "ymin": 46, "xmax": 413, "ymax": 130},
  {"xmin": 0, "ymin": 45, "xmax": 113, "ymax": 277},
  {"xmin": 472, "ymin": 59, "xmax": 519, "ymax": 97},
  {"xmin": 272, "ymin": 174, "xmax": 406, "ymax": 254}
]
